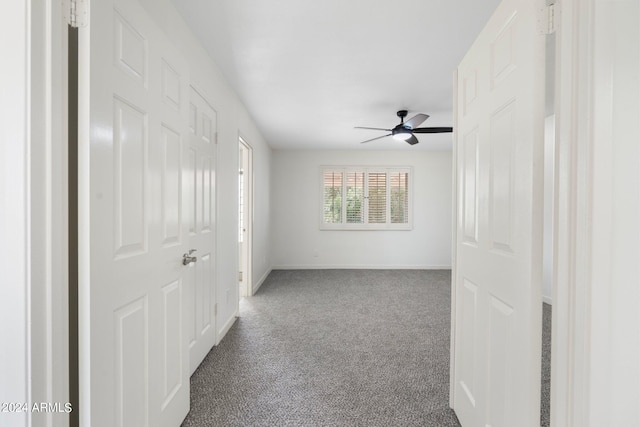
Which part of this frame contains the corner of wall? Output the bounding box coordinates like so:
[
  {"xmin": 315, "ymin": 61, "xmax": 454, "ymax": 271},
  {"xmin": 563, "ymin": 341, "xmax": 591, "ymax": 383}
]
[{"xmin": 252, "ymin": 267, "xmax": 273, "ymax": 295}]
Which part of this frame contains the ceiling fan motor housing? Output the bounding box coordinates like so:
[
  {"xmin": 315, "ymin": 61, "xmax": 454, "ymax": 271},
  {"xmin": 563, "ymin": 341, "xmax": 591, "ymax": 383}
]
[
  {"xmin": 355, "ymin": 110, "xmax": 452, "ymax": 145},
  {"xmin": 392, "ymin": 126, "xmax": 411, "ymax": 136},
  {"xmin": 393, "ymin": 110, "xmax": 411, "ymax": 136}
]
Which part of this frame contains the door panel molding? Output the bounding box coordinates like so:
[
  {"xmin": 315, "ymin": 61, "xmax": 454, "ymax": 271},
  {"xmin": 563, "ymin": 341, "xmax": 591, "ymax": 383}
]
[
  {"xmin": 80, "ymin": 0, "xmax": 190, "ymax": 425},
  {"xmin": 451, "ymin": 0, "xmax": 545, "ymax": 425},
  {"xmin": 186, "ymin": 85, "xmax": 217, "ymax": 374}
]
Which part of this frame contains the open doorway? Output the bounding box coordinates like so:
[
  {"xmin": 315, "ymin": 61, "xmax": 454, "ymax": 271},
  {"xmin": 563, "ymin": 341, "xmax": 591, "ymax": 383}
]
[
  {"xmin": 238, "ymin": 137, "xmax": 253, "ymax": 298},
  {"xmin": 540, "ymin": 22, "xmax": 556, "ymax": 427},
  {"xmin": 541, "ymin": 115, "xmax": 555, "ymax": 426}
]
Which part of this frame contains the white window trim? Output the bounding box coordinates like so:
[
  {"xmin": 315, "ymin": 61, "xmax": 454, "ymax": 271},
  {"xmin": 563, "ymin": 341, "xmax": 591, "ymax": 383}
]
[{"xmin": 319, "ymin": 166, "xmax": 413, "ymax": 231}]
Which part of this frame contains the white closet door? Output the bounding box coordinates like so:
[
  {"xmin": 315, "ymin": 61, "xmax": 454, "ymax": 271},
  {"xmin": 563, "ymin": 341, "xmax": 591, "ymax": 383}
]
[
  {"xmin": 452, "ymin": 0, "xmax": 545, "ymax": 425},
  {"xmin": 186, "ymin": 85, "xmax": 217, "ymax": 375},
  {"xmin": 81, "ymin": 0, "xmax": 190, "ymax": 425}
]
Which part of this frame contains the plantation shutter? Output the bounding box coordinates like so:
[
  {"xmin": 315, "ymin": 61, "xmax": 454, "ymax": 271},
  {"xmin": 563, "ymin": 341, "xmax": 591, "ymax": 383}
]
[
  {"xmin": 367, "ymin": 172, "xmax": 387, "ymax": 224},
  {"xmin": 323, "ymin": 171, "xmax": 343, "ymax": 223},
  {"xmin": 321, "ymin": 167, "xmax": 411, "ymax": 229},
  {"xmin": 346, "ymin": 172, "xmax": 365, "ymax": 223},
  {"xmin": 390, "ymin": 171, "xmax": 409, "ymax": 223}
]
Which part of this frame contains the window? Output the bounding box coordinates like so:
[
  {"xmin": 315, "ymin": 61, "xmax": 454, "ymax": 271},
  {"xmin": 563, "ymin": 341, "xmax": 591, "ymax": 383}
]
[{"xmin": 320, "ymin": 167, "xmax": 412, "ymax": 230}]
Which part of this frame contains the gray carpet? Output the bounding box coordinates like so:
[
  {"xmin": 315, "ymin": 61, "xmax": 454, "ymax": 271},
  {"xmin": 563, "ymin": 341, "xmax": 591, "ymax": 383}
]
[
  {"xmin": 182, "ymin": 270, "xmax": 552, "ymax": 427},
  {"xmin": 541, "ymin": 302, "xmax": 551, "ymax": 427},
  {"xmin": 182, "ymin": 269, "xmax": 459, "ymax": 426}
]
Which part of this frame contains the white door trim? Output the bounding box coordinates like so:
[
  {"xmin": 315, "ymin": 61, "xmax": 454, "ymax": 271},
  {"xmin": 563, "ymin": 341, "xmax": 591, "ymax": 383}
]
[
  {"xmin": 1, "ymin": 0, "xmax": 69, "ymax": 425},
  {"xmin": 551, "ymin": 2, "xmax": 589, "ymax": 423},
  {"xmin": 31, "ymin": 2, "xmax": 70, "ymax": 424},
  {"xmin": 238, "ymin": 135, "xmax": 253, "ymax": 298},
  {"xmin": 553, "ymin": 0, "xmax": 640, "ymax": 426}
]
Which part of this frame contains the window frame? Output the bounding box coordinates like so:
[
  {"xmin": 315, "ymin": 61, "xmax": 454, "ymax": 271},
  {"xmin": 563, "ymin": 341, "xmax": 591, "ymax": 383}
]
[{"xmin": 319, "ymin": 166, "xmax": 413, "ymax": 231}]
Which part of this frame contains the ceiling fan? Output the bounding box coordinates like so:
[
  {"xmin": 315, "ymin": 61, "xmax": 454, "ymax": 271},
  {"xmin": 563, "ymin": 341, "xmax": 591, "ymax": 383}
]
[{"xmin": 355, "ymin": 110, "xmax": 453, "ymax": 145}]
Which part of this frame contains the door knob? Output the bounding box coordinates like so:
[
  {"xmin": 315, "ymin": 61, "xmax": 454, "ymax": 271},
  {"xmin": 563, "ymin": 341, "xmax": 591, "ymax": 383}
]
[{"xmin": 182, "ymin": 249, "xmax": 197, "ymax": 266}]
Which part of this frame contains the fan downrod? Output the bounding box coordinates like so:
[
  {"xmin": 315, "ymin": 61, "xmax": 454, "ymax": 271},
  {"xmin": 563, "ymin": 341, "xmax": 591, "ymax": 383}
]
[{"xmin": 396, "ymin": 110, "xmax": 408, "ymax": 123}]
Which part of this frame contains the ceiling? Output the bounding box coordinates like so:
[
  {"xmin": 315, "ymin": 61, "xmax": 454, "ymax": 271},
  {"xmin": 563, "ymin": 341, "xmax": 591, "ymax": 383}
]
[{"xmin": 173, "ymin": 0, "xmax": 501, "ymax": 151}]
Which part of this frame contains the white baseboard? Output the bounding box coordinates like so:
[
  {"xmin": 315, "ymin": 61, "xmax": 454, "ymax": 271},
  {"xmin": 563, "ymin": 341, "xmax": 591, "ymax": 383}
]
[
  {"xmin": 271, "ymin": 264, "xmax": 452, "ymax": 270},
  {"xmin": 216, "ymin": 315, "xmax": 237, "ymax": 345},
  {"xmin": 252, "ymin": 267, "xmax": 272, "ymax": 295},
  {"xmin": 542, "ymin": 295, "xmax": 553, "ymax": 305}
]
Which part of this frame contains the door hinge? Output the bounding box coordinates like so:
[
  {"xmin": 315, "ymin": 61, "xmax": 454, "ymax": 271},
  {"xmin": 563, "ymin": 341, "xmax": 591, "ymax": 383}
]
[
  {"xmin": 238, "ymin": 271, "xmax": 243, "ymax": 281},
  {"xmin": 214, "ymin": 303, "xmax": 217, "ymax": 316},
  {"xmin": 63, "ymin": 0, "xmax": 88, "ymax": 28},
  {"xmin": 538, "ymin": 3, "xmax": 556, "ymax": 35}
]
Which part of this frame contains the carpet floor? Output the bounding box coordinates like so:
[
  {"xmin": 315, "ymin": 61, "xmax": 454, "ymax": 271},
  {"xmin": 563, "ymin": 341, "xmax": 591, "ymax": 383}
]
[
  {"xmin": 541, "ymin": 302, "xmax": 551, "ymax": 427},
  {"xmin": 182, "ymin": 269, "xmax": 551, "ymax": 427}
]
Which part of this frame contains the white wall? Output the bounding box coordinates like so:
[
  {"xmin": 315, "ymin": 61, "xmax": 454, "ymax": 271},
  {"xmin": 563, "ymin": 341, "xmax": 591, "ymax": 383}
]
[
  {"xmin": 139, "ymin": 0, "xmax": 272, "ymax": 340},
  {"xmin": 271, "ymin": 150, "xmax": 452, "ymax": 269},
  {"xmin": 587, "ymin": 0, "xmax": 639, "ymax": 423}
]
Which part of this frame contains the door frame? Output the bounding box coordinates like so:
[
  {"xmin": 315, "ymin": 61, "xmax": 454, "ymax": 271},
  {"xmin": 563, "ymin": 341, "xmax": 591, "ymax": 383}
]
[
  {"xmin": 2, "ymin": 0, "xmax": 70, "ymax": 423},
  {"xmin": 551, "ymin": 0, "xmax": 639, "ymax": 425},
  {"xmin": 238, "ymin": 135, "xmax": 253, "ymax": 298}
]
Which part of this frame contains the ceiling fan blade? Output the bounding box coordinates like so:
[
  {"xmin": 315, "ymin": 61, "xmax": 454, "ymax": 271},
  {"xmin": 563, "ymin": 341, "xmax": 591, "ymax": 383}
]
[
  {"xmin": 403, "ymin": 113, "xmax": 429, "ymax": 129},
  {"xmin": 412, "ymin": 127, "xmax": 453, "ymax": 133},
  {"xmin": 354, "ymin": 126, "xmax": 392, "ymax": 131},
  {"xmin": 360, "ymin": 134, "xmax": 392, "ymax": 144},
  {"xmin": 405, "ymin": 135, "xmax": 420, "ymax": 145}
]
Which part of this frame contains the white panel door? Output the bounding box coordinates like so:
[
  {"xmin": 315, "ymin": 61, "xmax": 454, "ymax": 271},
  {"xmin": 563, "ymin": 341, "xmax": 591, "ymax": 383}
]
[
  {"xmin": 452, "ymin": 0, "xmax": 545, "ymax": 425},
  {"xmin": 186, "ymin": 86, "xmax": 217, "ymax": 374},
  {"xmin": 81, "ymin": 0, "xmax": 190, "ymax": 425}
]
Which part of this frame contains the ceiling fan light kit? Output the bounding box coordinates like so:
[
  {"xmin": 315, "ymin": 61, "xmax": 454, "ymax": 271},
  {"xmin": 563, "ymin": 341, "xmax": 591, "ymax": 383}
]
[
  {"xmin": 355, "ymin": 110, "xmax": 453, "ymax": 145},
  {"xmin": 392, "ymin": 131, "xmax": 412, "ymax": 141}
]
